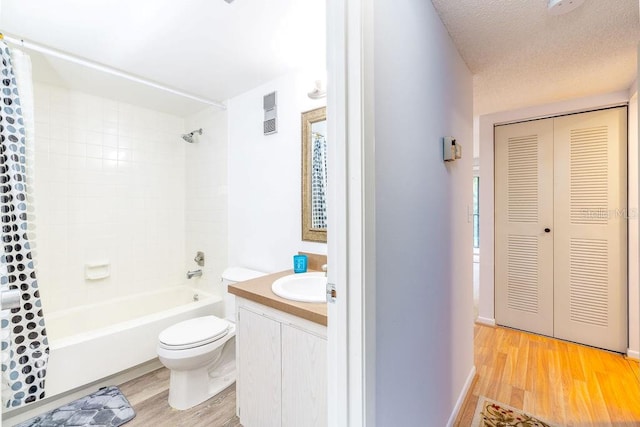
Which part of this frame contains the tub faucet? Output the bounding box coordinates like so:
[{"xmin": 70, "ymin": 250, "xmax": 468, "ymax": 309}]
[{"xmin": 187, "ymin": 269, "xmax": 202, "ymax": 279}]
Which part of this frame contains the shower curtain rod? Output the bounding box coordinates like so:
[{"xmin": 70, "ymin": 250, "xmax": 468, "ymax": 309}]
[{"xmin": 1, "ymin": 34, "xmax": 227, "ymax": 110}]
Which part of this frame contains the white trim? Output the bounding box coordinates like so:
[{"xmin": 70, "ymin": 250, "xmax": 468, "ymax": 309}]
[
  {"xmin": 476, "ymin": 316, "xmax": 496, "ymax": 327},
  {"xmin": 361, "ymin": 0, "xmax": 376, "ymax": 423},
  {"xmin": 326, "ymin": 0, "xmax": 349, "ymax": 424},
  {"xmin": 326, "ymin": 0, "xmax": 374, "ymax": 425},
  {"xmin": 627, "ymin": 90, "xmax": 639, "ymax": 356},
  {"xmin": 446, "ymin": 366, "xmax": 477, "ymax": 427},
  {"xmin": 629, "ymin": 79, "xmax": 638, "ymax": 98},
  {"xmin": 2, "ymin": 34, "xmax": 227, "ymax": 110},
  {"xmin": 493, "ymin": 102, "xmax": 628, "ymax": 127},
  {"xmin": 326, "ymin": 0, "xmax": 370, "ymax": 425},
  {"xmin": 627, "ymin": 349, "xmax": 640, "ymax": 360}
]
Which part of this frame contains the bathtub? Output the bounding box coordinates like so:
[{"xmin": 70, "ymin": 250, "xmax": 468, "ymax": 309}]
[{"xmin": 43, "ymin": 286, "xmax": 222, "ymax": 398}]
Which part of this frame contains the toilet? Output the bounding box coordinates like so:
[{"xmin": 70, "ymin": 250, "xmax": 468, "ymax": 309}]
[{"xmin": 157, "ymin": 267, "xmax": 266, "ymax": 410}]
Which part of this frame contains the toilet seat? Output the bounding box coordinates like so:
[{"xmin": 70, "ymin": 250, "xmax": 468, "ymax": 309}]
[{"xmin": 159, "ymin": 316, "xmax": 229, "ymax": 350}]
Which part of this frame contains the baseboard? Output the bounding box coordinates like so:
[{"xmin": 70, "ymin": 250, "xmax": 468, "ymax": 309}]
[
  {"xmin": 627, "ymin": 349, "xmax": 640, "ymax": 361},
  {"xmin": 3, "ymin": 359, "xmax": 162, "ymax": 426},
  {"xmin": 446, "ymin": 365, "xmax": 477, "ymax": 427},
  {"xmin": 475, "ymin": 316, "xmax": 496, "ymax": 327}
]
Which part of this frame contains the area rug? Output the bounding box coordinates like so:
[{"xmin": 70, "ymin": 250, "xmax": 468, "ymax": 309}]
[
  {"xmin": 471, "ymin": 396, "xmax": 559, "ymax": 427},
  {"xmin": 15, "ymin": 386, "xmax": 135, "ymax": 427}
]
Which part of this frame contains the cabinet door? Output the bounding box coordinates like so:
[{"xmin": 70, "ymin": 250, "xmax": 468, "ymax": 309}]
[
  {"xmin": 281, "ymin": 324, "xmax": 327, "ymax": 427},
  {"xmin": 237, "ymin": 307, "xmax": 281, "ymax": 427}
]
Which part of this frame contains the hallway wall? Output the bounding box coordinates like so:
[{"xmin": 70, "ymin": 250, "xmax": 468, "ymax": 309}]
[{"xmin": 373, "ymin": 0, "xmax": 474, "ymax": 425}]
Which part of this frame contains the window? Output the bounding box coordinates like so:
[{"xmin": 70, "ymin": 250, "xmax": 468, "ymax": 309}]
[{"xmin": 473, "ymin": 176, "xmax": 480, "ymax": 248}]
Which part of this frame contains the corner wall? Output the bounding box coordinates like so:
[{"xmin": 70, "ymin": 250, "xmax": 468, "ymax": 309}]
[
  {"xmin": 372, "ymin": 0, "xmax": 474, "ymax": 424},
  {"xmin": 227, "ymin": 72, "xmax": 326, "ymax": 274},
  {"xmin": 477, "ymin": 90, "xmax": 639, "ymax": 357}
]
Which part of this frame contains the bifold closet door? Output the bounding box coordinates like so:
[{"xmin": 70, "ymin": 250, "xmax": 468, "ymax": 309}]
[
  {"xmin": 553, "ymin": 108, "xmax": 627, "ymax": 353},
  {"xmin": 495, "ymin": 119, "xmax": 555, "ymax": 337}
]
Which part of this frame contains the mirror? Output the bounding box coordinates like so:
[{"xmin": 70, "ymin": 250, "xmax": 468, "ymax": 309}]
[{"xmin": 301, "ymin": 107, "xmax": 327, "ymax": 242}]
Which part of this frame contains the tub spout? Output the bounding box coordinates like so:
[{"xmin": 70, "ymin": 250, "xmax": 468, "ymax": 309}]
[{"xmin": 187, "ymin": 269, "xmax": 202, "ymax": 279}]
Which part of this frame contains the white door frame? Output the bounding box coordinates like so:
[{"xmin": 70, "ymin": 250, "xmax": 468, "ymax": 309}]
[
  {"xmin": 326, "ymin": 0, "xmax": 375, "ymax": 425},
  {"xmin": 477, "ymin": 92, "xmax": 631, "ymax": 327}
]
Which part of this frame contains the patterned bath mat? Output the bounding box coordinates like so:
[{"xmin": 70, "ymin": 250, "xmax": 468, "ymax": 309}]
[
  {"xmin": 471, "ymin": 396, "xmax": 559, "ymax": 427},
  {"xmin": 15, "ymin": 386, "xmax": 135, "ymax": 427}
]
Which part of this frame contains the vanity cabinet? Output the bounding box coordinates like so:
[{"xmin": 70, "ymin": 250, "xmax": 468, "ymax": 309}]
[
  {"xmin": 237, "ymin": 307, "xmax": 282, "ymax": 427},
  {"xmin": 236, "ymin": 298, "xmax": 327, "ymax": 427}
]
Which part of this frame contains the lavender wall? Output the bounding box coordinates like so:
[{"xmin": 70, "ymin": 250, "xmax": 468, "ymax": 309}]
[{"xmin": 372, "ymin": 0, "xmax": 474, "ymax": 424}]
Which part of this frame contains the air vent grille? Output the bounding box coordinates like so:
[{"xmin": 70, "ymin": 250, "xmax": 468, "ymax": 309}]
[
  {"xmin": 263, "ymin": 91, "xmax": 277, "ymax": 135},
  {"xmin": 264, "ymin": 119, "xmax": 276, "ymax": 135}
]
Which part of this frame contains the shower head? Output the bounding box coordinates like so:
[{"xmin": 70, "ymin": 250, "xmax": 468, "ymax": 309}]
[{"xmin": 181, "ymin": 128, "xmax": 203, "ymax": 143}]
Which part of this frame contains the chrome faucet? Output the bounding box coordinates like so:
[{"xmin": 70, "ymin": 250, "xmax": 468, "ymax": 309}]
[{"xmin": 187, "ymin": 269, "xmax": 203, "ymax": 279}]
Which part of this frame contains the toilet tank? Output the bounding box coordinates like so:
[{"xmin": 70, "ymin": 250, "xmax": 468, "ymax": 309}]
[{"xmin": 221, "ymin": 267, "xmax": 266, "ymax": 322}]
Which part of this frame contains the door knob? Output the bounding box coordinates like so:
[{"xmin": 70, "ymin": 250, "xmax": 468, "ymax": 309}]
[{"xmin": 544, "ymin": 228, "xmax": 551, "ymax": 233}]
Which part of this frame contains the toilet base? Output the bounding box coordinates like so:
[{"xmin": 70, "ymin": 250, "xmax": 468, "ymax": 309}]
[{"xmin": 167, "ymin": 357, "xmax": 236, "ymax": 410}]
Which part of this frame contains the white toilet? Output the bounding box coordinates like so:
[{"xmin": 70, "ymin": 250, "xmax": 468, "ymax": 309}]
[{"xmin": 157, "ymin": 267, "xmax": 265, "ymax": 410}]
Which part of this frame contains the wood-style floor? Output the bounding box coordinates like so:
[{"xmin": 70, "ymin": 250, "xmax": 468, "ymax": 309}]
[
  {"xmin": 117, "ymin": 325, "xmax": 640, "ymax": 426},
  {"xmin": 456, "ymin": 324, "xmax": 640, "ymax": 426},
  {"xmin": 118, "ymin": 367, "xmax": 241, "ymax": 427}
]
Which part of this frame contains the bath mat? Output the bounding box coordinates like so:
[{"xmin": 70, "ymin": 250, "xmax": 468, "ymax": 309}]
[
  {"xmin": 471, "ymin": 396, "xmax": 559, "ymax": 427},
  {"xmin": 14, "ymin": 386, "xmax": 135, "ymax": 427}
]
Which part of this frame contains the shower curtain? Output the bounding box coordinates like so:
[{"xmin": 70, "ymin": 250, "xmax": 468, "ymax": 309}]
[
  {"xmin": 311, "ymin": 133, "xmax": 327, "ymax": 229},
  {"xmin": 0, "ymin": 40, "xmax": 49, "ymax": 408}
]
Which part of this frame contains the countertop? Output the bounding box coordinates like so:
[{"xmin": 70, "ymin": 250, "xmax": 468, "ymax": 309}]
[{"xmin": 228, "ymin": 269, "xmax": 327, "ymax": 326}]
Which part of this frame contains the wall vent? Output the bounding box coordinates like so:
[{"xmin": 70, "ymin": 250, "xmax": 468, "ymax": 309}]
[{"xmin": 263, "ymin": 91, "xmax": 277, "ymax": 135}]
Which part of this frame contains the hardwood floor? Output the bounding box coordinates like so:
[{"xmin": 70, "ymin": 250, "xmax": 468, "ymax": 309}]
[
  {"xmin": 118, "ymin": 367, "xmax": 241, "ymax": 427},
  {"xmin": 456, "ymin": 325, "xmax": 640, "ymax": 426}
]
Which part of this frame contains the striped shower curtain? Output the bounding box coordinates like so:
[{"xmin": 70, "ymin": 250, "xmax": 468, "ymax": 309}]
[
  {"xmin": 311, "ymin": 134, "xmax": 327, "ymax": 229},
  {"xmin": 0, "ymin": 39, "xmax": 49, "ymax": 408}
]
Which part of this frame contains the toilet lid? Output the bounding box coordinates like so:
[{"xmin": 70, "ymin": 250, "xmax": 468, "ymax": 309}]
[{"xmin": 159, "ymin": 316, "xmax": 229, "ymax": 349}]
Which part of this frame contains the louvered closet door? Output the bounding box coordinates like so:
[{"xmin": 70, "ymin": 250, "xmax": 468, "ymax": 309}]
[
  {"xmin": 495, "ymin": 119, "xmax": 555, "ymax": 337},
  {"xmin": 553, "ymin": 108, "xmax": 627, "ymax": 353}
]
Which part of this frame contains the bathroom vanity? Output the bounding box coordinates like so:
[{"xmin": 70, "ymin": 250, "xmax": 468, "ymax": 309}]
[{"xmin": 228, "ymin": 270, "xmax": 327, "ymax": 427}]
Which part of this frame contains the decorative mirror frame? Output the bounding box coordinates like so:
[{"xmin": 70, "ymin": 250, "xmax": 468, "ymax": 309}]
[{"xmin": 301, "ymin": 106, "xmax": 327, "ymax": 243}]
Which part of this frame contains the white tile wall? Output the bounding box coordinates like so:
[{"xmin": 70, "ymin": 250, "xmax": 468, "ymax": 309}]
[
  {"xmin": 184, "ymin": 107, "xmax": 229, "ymax": 297},
  {"xmin": 33, "ymin": 83, "xmax": 187, "ymax": 313}
]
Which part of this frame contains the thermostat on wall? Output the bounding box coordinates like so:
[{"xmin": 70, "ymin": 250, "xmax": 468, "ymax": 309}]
[{"xmin": 444, "ymin": 136, "xmax": 461, "ymax": 162}]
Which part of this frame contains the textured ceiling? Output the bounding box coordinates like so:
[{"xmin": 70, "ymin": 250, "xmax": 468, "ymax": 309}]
[
  {"xmin": 1, "ymin": 1, "xmax": 636, "ymax": 117},
  {"xmin": 430, "ymin": 0, "xmax": 640, "ymax": 116},
  {"xmin": 0, "ymin": 0, "xmax": 326, "ymax": 114}
]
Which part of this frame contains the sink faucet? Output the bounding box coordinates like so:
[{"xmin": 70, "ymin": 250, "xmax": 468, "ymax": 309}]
[{"xmin": 187, "ymin": 269, "xmax": 202, "ymax": 279}]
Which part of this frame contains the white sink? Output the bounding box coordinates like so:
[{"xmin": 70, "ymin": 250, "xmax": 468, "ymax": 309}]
[{"xmin": 271, "ymin": 272, "xmax": 327, "ymax": 303}]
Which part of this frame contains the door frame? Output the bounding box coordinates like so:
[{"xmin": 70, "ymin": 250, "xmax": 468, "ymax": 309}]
[
  {"xmin": 326, "ymin": 0, "xmax": 375, "ymax": 425},
  {"xmin": 477, "ymin": 93, "xmax": 636, "ymax": 355},
  {"xmin": 493, "ymin": 108, "xmax": 629, "ymax": 352}
]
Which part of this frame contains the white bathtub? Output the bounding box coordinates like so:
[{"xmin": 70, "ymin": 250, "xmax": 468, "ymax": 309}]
[{"xmin": 43, "ymin": 286, "xmax": 222, "ymax": 398}]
